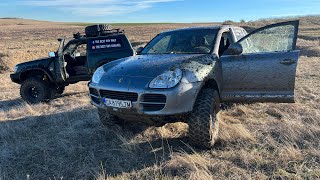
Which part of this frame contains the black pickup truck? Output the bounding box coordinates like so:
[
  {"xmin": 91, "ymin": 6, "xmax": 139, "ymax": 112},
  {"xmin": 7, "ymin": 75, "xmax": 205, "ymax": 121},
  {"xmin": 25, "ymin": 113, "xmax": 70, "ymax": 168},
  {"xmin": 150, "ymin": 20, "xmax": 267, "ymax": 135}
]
[{"xmin": 10, "ymin": 24, "xmax": 134, "ymax": 104}]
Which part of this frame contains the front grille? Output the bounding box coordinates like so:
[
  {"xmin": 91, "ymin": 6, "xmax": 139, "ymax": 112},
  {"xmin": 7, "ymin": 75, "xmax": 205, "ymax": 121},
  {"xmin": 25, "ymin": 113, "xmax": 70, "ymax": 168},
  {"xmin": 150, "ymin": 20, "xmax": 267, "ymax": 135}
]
[
  {"xmin": 143, "ymin": 94, "xmax": 167, "ymax": 103},
  {"xmin": 142, "ymin": 94, "xmax": 166, "ymax": 111},
  {"xmin": 91, "ymin": 96, "xmax": 100, "ymax": 104},
  {"xmin": 100, "ymin": 90, "xmax": 138, "ymax": 102},
  {"xmin": 143, "ymin": 104, "xmax": 165, "ymax": 111},
  {"xmin": 89, "ymin": 88, "xmax": 99, "ymax": 97}
]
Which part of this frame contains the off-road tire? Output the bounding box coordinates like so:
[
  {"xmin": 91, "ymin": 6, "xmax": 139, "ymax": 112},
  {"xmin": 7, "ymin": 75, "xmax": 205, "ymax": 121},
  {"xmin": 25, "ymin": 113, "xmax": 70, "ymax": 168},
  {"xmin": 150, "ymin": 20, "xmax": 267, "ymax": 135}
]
[
  {"xmin": 20, "ymin": 77, "xmax": 52, "ymax": 104},
  {"xmin": 85, "ymin": 24, "xmax": 112, "ymax": 37},
  {"xmin": 98, "ymin": 108, "xmax": 124, "ymax": 127},
  {"xmin": 187, "ymin": 88, "xmax": 220, "ymax": 148}
]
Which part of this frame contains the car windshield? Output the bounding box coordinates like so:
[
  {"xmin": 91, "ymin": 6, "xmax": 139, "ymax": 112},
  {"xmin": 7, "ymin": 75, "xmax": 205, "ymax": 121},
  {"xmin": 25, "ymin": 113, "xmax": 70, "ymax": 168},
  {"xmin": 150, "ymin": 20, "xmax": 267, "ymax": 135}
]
[{"xmin": 142, "ymin": 29, "xmax": 217, "ymax": 54}]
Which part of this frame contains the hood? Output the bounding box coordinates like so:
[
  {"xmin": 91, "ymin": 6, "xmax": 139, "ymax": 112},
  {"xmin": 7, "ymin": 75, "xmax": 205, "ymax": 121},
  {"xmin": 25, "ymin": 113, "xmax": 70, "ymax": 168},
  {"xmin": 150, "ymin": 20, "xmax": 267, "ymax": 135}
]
[
  {"xmin": 102, "ymin": 54, "xmax": 212, "ymax": 78},
  {"xmin": 98, "ymin": 54, "xmax": 217, "ymax": 90},
  {"xmin": 16, "ymin": 57, "xmax": 53, "ymax": 67}
]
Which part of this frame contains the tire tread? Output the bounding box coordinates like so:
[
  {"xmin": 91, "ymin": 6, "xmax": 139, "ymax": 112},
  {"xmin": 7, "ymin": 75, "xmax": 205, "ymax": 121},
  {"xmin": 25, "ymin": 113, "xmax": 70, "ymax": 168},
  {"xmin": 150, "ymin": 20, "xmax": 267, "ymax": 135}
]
[{"xmin": 187, "ymin": 88, "xmax": 220, "ymax": 148}]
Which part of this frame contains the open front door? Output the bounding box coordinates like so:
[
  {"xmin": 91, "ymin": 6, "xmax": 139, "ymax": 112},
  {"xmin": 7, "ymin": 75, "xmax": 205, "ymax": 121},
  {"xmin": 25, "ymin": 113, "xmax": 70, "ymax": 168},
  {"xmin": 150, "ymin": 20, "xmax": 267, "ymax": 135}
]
[
  {"xmin": 55, "ymin": 39, "xmax": 67, "ymax": 82},
  {"xmin": 220, "ymin": 20, "xmax": 299, "ymax": 103}
]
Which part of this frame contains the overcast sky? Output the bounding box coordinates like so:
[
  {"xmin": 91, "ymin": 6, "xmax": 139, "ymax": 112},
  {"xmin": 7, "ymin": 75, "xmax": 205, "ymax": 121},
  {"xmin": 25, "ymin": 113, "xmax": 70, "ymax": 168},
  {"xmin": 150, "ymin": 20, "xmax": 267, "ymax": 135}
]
[{"xmin": 0, "ymin": 0, "xmax": 319, "ymax": 23}]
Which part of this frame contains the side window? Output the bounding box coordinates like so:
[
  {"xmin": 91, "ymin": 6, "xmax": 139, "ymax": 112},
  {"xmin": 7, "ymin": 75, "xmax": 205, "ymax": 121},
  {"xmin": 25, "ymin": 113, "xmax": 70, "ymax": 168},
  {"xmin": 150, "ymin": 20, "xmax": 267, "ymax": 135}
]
[
  {"xmin": 64, "ymin": 43, "xmax": 77, "ymax": 55},
  {"xmin": 75, "ymin": 44, "xmax": 87, "ymax": 56},
  {"xmin": 148, "ymin": 35, "xmax": 171, "ymax": 53},
  {"xmin": 239, "ymin": 24, "xmax": 296, "ymax": 54},
  {"xmin": 219, "ymin": 32, "xmax": 231, "ymax": 56}
]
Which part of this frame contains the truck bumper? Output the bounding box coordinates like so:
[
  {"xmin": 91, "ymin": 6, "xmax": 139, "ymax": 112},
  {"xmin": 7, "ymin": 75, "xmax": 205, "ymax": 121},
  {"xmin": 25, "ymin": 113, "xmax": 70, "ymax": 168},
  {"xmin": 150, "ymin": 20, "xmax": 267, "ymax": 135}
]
[
  {"xmin": 10, "ymin": 73, "xmax": 20, "ymax": 84},
  {"xmin": 88, "ymin": 81, "xmax": 202, "ymax": 120}
]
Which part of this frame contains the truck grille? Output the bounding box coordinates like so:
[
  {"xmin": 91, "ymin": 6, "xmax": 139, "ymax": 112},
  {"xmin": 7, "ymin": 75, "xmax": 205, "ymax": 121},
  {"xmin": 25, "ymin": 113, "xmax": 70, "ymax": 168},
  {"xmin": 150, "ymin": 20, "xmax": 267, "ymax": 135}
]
[
  {"xmin": 100, "ymin": 90, "xmax": 138, "ymax": 102},
  {"xmin": 142, "ymin": 94, "xmax": 166, "ymax": 111}
]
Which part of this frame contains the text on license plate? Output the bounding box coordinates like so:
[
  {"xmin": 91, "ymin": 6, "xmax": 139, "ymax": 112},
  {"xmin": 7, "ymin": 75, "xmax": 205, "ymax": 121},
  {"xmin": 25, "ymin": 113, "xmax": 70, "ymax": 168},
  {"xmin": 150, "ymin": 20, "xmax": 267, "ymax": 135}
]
[{"xmin": 103, "ymin": 98, "xmax": 132, "ymax": 109}]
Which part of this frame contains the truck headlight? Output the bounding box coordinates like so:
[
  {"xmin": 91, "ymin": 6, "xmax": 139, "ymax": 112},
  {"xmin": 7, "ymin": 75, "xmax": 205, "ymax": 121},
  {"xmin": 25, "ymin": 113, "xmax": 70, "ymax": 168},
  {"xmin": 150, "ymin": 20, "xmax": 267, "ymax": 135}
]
[
  {"xmin": 149, "ymin": 68, "xmax": 182, "ymax": 89},
  {"xmin": 91, "ymin": 66, "xmax": 105, "ymax": 84}
]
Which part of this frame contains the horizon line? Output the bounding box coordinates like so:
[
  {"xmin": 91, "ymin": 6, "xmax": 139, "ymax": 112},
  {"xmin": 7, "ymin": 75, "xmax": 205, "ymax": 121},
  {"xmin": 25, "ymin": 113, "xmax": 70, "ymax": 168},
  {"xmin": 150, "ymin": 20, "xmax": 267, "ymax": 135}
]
[{"xmin": 1, "ymin": 14, "xmax": 319, "ymax": 24}]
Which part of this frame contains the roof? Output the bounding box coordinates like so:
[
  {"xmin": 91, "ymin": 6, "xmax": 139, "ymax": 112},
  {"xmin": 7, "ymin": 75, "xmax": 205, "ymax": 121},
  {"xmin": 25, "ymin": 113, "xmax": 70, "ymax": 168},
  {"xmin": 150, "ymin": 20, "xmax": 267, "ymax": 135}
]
[{"xmin": 161, "ymin": 25, "xmax": 241, "ymax": 34}]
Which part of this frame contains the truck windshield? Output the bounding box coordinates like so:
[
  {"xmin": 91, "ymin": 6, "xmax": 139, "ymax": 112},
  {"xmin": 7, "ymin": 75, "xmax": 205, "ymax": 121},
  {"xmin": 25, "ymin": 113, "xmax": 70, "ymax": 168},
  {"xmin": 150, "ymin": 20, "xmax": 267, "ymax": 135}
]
[{"xmin": 142, "ymin": 29, "xmax": 217, "ymax": 54}]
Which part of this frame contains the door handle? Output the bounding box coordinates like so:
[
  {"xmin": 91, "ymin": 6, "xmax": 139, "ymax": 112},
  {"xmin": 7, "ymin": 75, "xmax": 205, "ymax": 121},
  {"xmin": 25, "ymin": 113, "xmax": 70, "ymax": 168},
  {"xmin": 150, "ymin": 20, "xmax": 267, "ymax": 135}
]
[{"xmin": 280, "ymin": 59, "xmax": 296, "ymax": 65}]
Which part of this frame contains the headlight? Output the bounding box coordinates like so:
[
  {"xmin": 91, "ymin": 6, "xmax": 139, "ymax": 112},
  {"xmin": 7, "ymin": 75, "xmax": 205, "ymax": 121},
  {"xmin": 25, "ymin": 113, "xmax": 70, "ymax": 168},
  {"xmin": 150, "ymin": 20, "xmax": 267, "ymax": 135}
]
[
  {"xmin": 13, "ymin": 66, "xmax": 18, "ymax": 73},
  {"xmin": 91, "ymin": 66, "xmax": 105, "ymax": 84},
  {"xmin": 149, "ymin": 68, "xmax": 182, "ymax": 89}
]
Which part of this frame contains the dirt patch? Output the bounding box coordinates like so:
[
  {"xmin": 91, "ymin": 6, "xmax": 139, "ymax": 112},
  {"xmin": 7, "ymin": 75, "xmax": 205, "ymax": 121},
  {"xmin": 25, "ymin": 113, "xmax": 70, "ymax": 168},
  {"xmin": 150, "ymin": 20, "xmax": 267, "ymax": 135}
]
[{"xmin": 0, "ymin": 52, "xmax": 9, "ymax": 73}]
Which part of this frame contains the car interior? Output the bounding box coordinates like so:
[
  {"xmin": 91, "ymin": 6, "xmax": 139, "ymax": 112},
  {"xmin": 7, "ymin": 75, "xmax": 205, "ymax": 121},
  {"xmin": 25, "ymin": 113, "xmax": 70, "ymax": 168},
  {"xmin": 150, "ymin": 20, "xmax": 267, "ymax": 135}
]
[
  {"xmin": 191, "ymin": 36, "xmax": 211, "ymax": 53},
  {"xmin": 170, "ymin": 34, "xmax": 212, "ymax": 53},
  {"xmin": 63, "ymin": 41, "xmax": 88, "ymax": 77}
]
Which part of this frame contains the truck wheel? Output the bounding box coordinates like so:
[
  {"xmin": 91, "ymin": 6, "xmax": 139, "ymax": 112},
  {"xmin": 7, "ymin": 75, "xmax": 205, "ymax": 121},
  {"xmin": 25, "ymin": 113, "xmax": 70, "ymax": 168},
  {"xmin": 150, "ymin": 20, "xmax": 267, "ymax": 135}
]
[
  {"xmin": 187, "ymin": 88, "xmax": 220, "ymax": 148},
  {"xmin": 85, "ymin": 24, "xmax": 112, "ymax": 37},
  {"xmin": 20, "ymin": 77, "xmax": 52, "ymax": 104},
  {"xmin": 98, "ymin": 108, "xmax": 124, "ymax": 127}
]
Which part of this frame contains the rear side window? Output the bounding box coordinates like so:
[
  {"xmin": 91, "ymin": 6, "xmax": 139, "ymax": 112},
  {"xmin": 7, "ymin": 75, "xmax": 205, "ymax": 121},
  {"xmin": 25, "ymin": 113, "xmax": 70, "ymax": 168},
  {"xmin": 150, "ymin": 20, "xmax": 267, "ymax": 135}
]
[
  {"xmin": 233, "ymin": 28, "xmax": 246, "ymax": 42},
  {"xmin": 242, "ymin": 29, "xmax": 248, "ymax": 37}
]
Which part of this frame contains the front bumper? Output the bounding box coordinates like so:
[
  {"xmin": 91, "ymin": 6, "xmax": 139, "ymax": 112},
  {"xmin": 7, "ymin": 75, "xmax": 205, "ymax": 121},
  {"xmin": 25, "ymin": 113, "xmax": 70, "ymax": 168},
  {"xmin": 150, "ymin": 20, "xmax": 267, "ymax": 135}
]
[
  {"xmin": 10, "ymin": 73, "xmax": 20, "ymax": 83},
  {"xmin": 89, "ymin": 81, "xmax": 202, "ymax": 117}
]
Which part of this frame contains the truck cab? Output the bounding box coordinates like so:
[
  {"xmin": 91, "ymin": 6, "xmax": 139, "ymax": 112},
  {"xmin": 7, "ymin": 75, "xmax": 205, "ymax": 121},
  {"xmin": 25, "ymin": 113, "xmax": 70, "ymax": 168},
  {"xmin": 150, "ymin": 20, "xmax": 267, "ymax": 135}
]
[{"xmin": 10, "ymin": 25, "xmax": 135, "ymax": 104}]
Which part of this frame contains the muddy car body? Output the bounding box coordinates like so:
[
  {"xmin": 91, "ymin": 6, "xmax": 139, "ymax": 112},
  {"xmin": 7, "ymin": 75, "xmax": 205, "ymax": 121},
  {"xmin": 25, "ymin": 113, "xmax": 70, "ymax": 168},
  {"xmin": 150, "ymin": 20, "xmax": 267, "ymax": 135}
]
[{"xmin": 89, "ymin": 21, "xmax": 300, "ymax": 148}]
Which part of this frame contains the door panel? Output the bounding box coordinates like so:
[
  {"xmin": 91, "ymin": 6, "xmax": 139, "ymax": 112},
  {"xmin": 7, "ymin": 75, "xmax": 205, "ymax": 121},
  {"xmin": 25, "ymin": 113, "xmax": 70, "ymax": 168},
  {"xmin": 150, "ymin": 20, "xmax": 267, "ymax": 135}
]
[
  {"xmin": 220, "ymin": 50, "xmax": 299, "ymax": 102},
  {"xmin": 220, "ymin": 21, "xmax": 300, "ymax": 103}
]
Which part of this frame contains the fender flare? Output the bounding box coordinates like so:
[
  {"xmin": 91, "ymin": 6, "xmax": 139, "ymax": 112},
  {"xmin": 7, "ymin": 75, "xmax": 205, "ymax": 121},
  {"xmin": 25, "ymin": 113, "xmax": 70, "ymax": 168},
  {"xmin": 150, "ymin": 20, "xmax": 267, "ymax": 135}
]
[{"xmin": 19, "ymin": 67, "xmax": 54, "ymax": 82}]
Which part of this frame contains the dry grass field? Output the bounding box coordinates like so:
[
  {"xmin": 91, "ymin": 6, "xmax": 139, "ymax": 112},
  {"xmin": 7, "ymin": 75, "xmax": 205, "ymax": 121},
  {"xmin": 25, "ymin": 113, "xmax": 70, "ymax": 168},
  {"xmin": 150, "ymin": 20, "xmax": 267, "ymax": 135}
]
[{"xmin": 0, "ymin": 16, "xmax": 319, "ymax": 179}]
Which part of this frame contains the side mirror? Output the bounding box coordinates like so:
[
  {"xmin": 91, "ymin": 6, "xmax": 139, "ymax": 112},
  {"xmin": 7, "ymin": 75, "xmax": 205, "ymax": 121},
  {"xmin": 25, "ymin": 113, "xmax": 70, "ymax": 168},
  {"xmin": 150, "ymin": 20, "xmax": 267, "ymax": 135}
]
[
  {"xmin": 136, "ymin": 47, "xmax": 144, "ymax": 55},
  {"xmin": 224, "ymin": 43, "xmax": 243, "ymax": 56},
  {"xmin": 48, "ymin": 52, "xmax": 56, "ymax": 57}
]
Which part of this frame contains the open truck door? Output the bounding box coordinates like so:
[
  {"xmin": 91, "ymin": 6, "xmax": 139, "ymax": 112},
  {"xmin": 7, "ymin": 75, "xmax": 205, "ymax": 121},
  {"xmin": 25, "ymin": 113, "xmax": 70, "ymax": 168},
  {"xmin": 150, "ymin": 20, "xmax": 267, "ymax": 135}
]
[{"xmin": 55, "ymin": 38, "xmax": 68, "ymax": 82}]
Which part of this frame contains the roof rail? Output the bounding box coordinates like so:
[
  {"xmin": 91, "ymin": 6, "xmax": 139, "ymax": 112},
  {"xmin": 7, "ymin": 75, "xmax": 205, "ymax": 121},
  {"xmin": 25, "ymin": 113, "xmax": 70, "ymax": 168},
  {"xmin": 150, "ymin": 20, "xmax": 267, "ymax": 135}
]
[
  {"xmin": 97, "ymin": 28, "xmax": 125, "ymax": 36},
  {"xmin": 73, "ymin": 28, "xmax": 125, "ymax": 39}
]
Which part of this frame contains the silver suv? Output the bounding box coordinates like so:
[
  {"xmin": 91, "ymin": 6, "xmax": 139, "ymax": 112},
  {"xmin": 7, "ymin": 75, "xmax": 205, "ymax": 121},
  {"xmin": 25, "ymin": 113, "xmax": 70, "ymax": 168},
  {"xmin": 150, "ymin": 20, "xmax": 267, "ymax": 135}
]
[{"xmin": 89, "ymin": 21, "xmax": 300, "ymax": 148}]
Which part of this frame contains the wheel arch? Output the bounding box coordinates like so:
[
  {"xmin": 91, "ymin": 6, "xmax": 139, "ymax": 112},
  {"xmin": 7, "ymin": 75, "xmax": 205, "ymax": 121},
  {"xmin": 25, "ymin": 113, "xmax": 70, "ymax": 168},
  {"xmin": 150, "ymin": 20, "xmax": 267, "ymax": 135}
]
[
  {"xmin": 189, "ymin": 78, "xmax": 221, "ymax": 112},
  {"xmin": 19, "ymin": 68, "xmax": 54, "ymax": 82},
  {"xmin": 201, "ymin": 78, "xmax": 221, "ymax": 97}
]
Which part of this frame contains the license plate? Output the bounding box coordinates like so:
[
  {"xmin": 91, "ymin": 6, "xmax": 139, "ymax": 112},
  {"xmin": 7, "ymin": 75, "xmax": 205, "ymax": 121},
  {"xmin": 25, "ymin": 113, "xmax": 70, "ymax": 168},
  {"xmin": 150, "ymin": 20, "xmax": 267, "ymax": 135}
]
[{"xmin": 103, "ymin": 98, "xmax": 132, "ymax": 109}]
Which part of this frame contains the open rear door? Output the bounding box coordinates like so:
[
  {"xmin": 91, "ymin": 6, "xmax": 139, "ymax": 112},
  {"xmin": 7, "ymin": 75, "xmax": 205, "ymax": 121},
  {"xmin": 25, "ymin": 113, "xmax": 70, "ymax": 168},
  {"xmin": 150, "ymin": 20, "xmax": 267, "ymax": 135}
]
[{"xmin": 220, "ymin": 20, "xmax": 299, "ymax": 103}]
